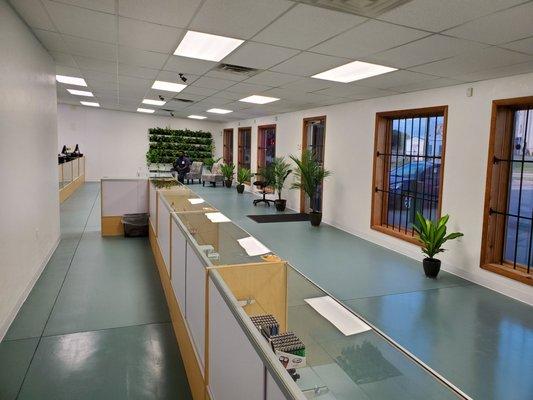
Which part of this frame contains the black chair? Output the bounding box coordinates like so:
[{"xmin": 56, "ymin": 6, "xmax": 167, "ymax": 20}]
[{"xmin": 253, "ymin": 180, "xmax": 275, "ymax": 206}]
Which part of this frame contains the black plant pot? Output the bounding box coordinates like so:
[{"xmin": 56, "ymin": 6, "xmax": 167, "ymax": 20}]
[
  {"xmin": 236, "ymin": 184, "xmax": 245, "ymax": 193},
  {"xmin": 274, "ymin": 199, "xmax": 286, "ymax": 212},
  {"xmin": 224, "ymin": 179, "xmax": 232, "ymax": 188},
  {"xmin": 309, "ymin": 212, "xmax": 322, "ymax": 227},
  {"xmin": 423, "ymin": 258, "xmax": 441, "ymax": 278}
]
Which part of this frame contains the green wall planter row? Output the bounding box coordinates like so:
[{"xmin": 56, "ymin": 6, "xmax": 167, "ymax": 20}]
[{"xmin": 146, "ymin": 127, "xmax": 213, "ymax": 165}]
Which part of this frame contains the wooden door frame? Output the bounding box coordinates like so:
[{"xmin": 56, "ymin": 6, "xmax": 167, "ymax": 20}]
[
  {"xmin": 300, "ymin": 116, "xmax": 326, "ymax": 212},
  {"xmin": 223, "ymin": 128, "xmax": 234, "ymax": 164},
  {"xmin": 257, "ymin": 124, "xmax": 277, "ymax": 171}
]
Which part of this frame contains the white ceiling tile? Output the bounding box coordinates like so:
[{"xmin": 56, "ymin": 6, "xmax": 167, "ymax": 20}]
[
  {"xmin": 82, "ymin": 69, "xmax": 116, "ymax": 83},
  {"xmin": 9, "ymin": 0, "xmax": 55, "ymax": 30},
  {"xmin": 118, "ymin": 64, "xmax": 160, "ymax": 80},
  {"xmin": 33, "ymin": 29, "xmax": 69, "ymax": 52},
  {"xmin": 378, "ymin": 0, "xmax": 525, "ymax": 32},
  {"xmin": 367, "ymin": 35, "xmax": 486, "ymax": 68},
  {"xmin": 410, "ymin": 46, "xmax": 532, "ymax": 77},
  {"xmin": 118, "ymin": 17, "xmax": 182, "ymax": 53},
  {"xmin": 501, "ymin": 37, "xmax": 533, "ymax": 55},
  {"xmin": 193, "ymin": 76, "xmax": 235, "ymax": 90},
  {"xmin": 44, "ymin": 0, "xmax": 116, "ymax": 43},
  {"xmin": 55, "ymin": 65, "xmax": 82, "ymax": 76},
  {"xmin": 312, "ymin": 84, "xmax": 396, "ymax": 99},
  {"xmin": 196, "ymin": 96, "xmax": 232, "ymax": 106},
  {"xmin": 451, "ymin": 60, "xmax": 533, "ymax": 82},
  {"xmin": 54, "ymin": 0, "xmax": 115, "ymax": 13},
  {"xmin": 211, "ymin": 91, "xmax": 245, "ymax": 101},
  {"xmin": 443, "ymin": 2, "xmax": 533, "ymax": 45},
  {"xmin": 75, "ymin": 56, "xmax": 116, "ymax": 73},
  {"xmin": 163, "ymin": 56, "xmax": 217, "ymax": 75},
  {"xmin": 244, "ymin": 71, "xmax": 300, "ymax": 87},
  {"xmin": 118, "ymin": 46, "xmax": 168, "ymax": 69},
  {"xmin": 156, "ymin": 70, "xmax": 200, "ymax": 85},
  {"xmin": 270, "ymin": 52, "xmax": 349, "ymax": 76},
  {"xmin": 62, "ymin": 35, "xmax": 117, "ymax": 61},
  {"xmin": 391, "ymin": 78, "xmax": 465, "ymax": 93},
  {"xmin": 118, "ymin": 75, "xmax": 151, "ymax": 88},
  {"xmin": 225, "ymin": 82, "xmax": 272, "ymax": 94},
  {"xmin": 310, "ymin": 20, "xmax": 428, "ymax": 59},
  {"xmin": 204, "ymin": 69, "xmax": 250, "ymax": 82},
  {"xmin": 181, "ymin": 86, "xmax": 219, "ymax": 96},
  {"xmin": 358, "ymin": 70, "xmax": 437, "ymax": 90},
  {"xmin": 281, "ymin": 77, "xmax": 334, "ymax": 92},
  {"xmin": 253, "ymin": 4, "xmax": 366, "ymax": 50},
  {"xmin": 222, "ymin": 42, "xmax": 299, "ymax": 69},
  {"xmin": 190, "ymin": 0, "xmax": 292, "ymax": 39},
  {"xmin": 118, "ymin": 0, "xmax": 201, "ymax": 28}
]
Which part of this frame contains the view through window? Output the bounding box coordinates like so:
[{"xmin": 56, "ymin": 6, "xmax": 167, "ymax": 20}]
[
  {"xmin": 372, "ymin": 107, "xmax": 446, "ymax": 242},
  {"xmin": 238, "ymin": 127, "xmax": 251, "ymax": 170},
  {"xmin": 257, "ymin": 125, "xmax": 276, "ymax": 170}
]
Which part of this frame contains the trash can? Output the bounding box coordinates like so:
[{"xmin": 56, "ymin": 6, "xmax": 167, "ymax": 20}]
[{"xmin": 122, "ymin": 213, "xmax": 149, "ymax": 237}]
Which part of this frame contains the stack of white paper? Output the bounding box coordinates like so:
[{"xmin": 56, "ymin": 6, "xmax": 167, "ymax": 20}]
[
  {"xmin": 304, "ymin": 296, "xmax": 371, "ymax": 336},
  {"xmin": 205, "ymin": 212, "xmax": 231, "ymax": 223},
  {"xmin": 188, "ymin": 198, "xmax": 205, "ymax": 204},
  {"xmin": 237, "ymin": 236, "xmax": 271, "ymax": 256}
]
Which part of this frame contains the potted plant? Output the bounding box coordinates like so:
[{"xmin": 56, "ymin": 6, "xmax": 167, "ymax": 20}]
[
  {"xmin": 203, "ymin": 156, "xmax": 221, "ymax": 172},
  {"xmin": 272, "ymin": 157, "xmax": 292, "ymax": 211},
  {"xmin": 220, "ymin": 163, "xmax": 235, "ymax": 188},
  {"xmin": 236, "ymin": 167, "xmax": 252, "ymax": 194},
  {"xmin": 290, "ymin": 150, "xmax": 331, "ymax": 226},
  {"xmin": 413, "ymin": 212, "xmax": 464, "ymax": 278}
]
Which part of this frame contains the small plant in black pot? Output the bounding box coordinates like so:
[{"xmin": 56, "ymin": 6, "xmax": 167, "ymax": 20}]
[
  {"xmin": 236, "ymin": 167, "xmax": 252, "ymax": 193},
  {"xmin": 221, "ymin": 163, "xmax": 235, "ymax": 188},
  {"xmin": 413, "ymin": 212, "xmax": 463, "ymax": 278},
  {"xmin": 290, "ymin": 150, "xmax": 331, "ymax": 227},
  {"xmin": 272, "ymin": 157, "xmax": 292, "ymax": 211}
]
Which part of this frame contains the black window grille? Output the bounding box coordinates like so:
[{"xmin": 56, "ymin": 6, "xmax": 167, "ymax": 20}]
[
  {"xmin": 493, "ymin": 108, "xmax": 533, "ymax": 273},
  {"xmin": 375, "ymin": 113, "xmax": 445, "ymax": 235}
]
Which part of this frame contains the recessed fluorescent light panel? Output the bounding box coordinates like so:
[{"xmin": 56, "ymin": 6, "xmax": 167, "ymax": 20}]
[
  {"xmin": 67, "ymin": 89, "xmax": 94, "ymax": 97},
  {"xmin": 142, "ymin": 98, "xmax": 166, "ymax": 106},
  {"xmin": 151, "ymin": 80, "xmax": 187, "ymax": 93},
  {"xmin": 188, "ymin": 115, "xmax": 207, "ymax": 120},
  {"xmin": 174, "ymin": 30, "xmax": 244, "ymax": 62},
  {"xmin": 239, "ymin": 95, "xmax": 279, "ymax": 104},
  {"xmin": 137, "ymin": 108, "xmax": 155, "ymax": 114},
  {"xmin": 56, "ymin": 75, "xmax": 87, "ymax": 86},
  {"xmin": 207, "ymin": 108, "xmax": 232, "ymax": 114},
  {"xmin": 312, "ymin": 61, "xmax": 397, "ymax": 83},
  {"xmin": 80, "ymin": 101, "xmax": 99, "ymax": 107}
]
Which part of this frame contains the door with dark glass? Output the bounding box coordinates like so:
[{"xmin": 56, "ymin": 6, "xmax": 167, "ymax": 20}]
[{"xmin": 301, "ymin": 117, "xmax": 326, "ymax": 213}]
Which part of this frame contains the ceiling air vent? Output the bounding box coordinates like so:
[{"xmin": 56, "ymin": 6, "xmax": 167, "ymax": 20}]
[
  {"xmin": 173, "ymin": 99, "xmax": 194, "ymax": 103},
  {"xmin": 294, "ymin": 0, "xmax": 412, "ymax": 17},
  {"xmin": 215, "ymin": 63, "xmax": 259, "ymax": 77}
]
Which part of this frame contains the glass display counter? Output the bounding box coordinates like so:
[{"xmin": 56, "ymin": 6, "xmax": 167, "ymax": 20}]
[{"xmin": 209, "ymin": 264, "xmax": 463, "ymax": 400}]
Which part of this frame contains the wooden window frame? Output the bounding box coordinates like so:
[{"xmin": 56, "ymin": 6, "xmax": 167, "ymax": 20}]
[
  {"xmin": 257, "ymin": 124, "xmax": 276, "ymax": 171},
  {"xmin": 371, "ymin": 106, "xmax": 448, "ymax": 245},
  {"xmin": 480, "ymin": 96, "xmax": 533, "ymax": 286},
  {"xmin": 238, "ymin": 127, "xmax": 252, "ymax": 184},
  {"xmin": 223, "ymin": 128, "xmax": 233, "ymax": 164}
]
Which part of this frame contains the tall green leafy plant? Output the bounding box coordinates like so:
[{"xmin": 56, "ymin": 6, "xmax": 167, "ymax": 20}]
[
  {"xmin": 237, "ymin": 167, "xmax": 252, "ymax": 184},
  {"xmin": 204, "ymin": 157, "xmax": 221, "ymax": 172},
  {"xmin": 290, "ymin": 150, "xmax": 331, "ymax": 213},
  {"xmin": 220, "ymin": 163, "xmax": 235, "ymax": 180},
  {"xmin": 272, "ymin": 158, "xmax": 292, "ymax": 200},
  {"xmin": 413, "ymin": 212, "xmax": 463, "ymax": 259}
]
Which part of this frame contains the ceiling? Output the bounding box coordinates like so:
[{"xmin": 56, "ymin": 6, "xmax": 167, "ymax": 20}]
[{"xmin": 9, "ymin": 0, "xmax": 533, "ymax": 122}]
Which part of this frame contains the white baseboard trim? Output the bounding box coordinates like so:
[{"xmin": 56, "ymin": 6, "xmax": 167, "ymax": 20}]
[{"xmin": 0, "ymin": 236, "xmax": 61, "ymax": 342}]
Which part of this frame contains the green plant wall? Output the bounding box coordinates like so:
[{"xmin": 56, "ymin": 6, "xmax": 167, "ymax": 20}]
[{"xmin": 146, "ymin": 127, "xmax": 213, "ymax": 164}]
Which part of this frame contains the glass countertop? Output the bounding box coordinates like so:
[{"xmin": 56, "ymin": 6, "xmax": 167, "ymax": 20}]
[
  {"xmin": 160, "ymin": 190, "xmax": 217, "ymax": 213},
  {"xmin": 215, "ymin": 264, "xmax": 460, "ymax": 400},
  {"xmin": 174, "ymin": 212, "xmax": 277, "ymax": 266}
]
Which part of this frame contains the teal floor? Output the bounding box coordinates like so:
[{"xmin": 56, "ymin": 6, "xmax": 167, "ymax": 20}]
[
  {"xmin": 192, "ymin": 184, "xmax": 533, "ymax": 400},
  {"xmin": 0, "ymin": 183, "xmax": 191, "ymax": 400}
]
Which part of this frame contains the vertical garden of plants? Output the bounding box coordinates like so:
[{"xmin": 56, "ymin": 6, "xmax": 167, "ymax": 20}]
[{"xmin": 145, "ymin": 127, "xmax": 213, "ymax": 165}]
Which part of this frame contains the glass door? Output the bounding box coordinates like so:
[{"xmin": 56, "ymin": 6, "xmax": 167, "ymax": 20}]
[
  {"xmin": 301, "ymin": 117, "xmax": 326, "ymax": 213},
  {"xmin": 223, "ymin": 129, "xmax": 233, "ymax": 164}
]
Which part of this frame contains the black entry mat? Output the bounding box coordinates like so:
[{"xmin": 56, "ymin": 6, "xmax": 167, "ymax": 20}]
[{"xmin": 247, "ymin": 213, "xmax": 309, "ymax": 223}]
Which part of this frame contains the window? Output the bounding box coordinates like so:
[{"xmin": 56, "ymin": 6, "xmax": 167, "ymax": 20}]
[
  {"xmin": 371, "ymin": 106, "xmax": 447, "ymax": 243},
  {"xmin": 257, "ymin": 125, "xmax": 276, "ymax": 170},
  {"xmin": 481, "ymin": 97, "xmax": 533, "ymax": 286},
  {"xmin": 238, "ymin": 127, "xmax": 251, "ymax": 170},
  {"xmin": 223, "ymin": 128, "xmax": 233, "ymax": 164}
]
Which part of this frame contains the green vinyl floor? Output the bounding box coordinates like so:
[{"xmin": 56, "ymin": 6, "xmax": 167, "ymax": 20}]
[
  {"xmin": 0, "ymin": 183, "xmax": 191, "ymax": 400},
  {"xmin": 190, "ymin": 184, "xmax": 533, "ymax": 400}
]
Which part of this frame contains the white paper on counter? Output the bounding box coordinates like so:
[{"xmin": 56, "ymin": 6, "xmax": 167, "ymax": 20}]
[
  {"xmin": 205, "ymin": 212, "xmax": 231, "ymax": 223},
  {"xmin": 304, "ymin": 296, "xmax": 371, "ymax": 336},
  {"xmin": 188, "ymin": 198, "xmax": 205, "ymax": 204},
  {"xmin": 237, "ymin": 236, "xmax": 271, "ymax": 256}
]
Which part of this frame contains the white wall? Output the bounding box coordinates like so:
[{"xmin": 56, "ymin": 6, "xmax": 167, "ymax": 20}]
[
  {"xmin": 0, "ymin": 0, "xmax": 60, "ymax": 338},
  {"xmin": 57, "ymin": 104, "xmax": 223, "ymax": 181},
  {"xmin": 223, "ymin": 73, "xmax": 533, "ymax": 305}
]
